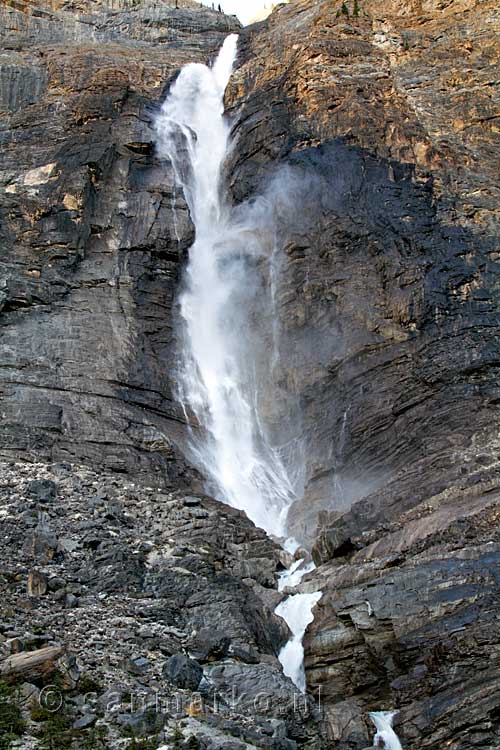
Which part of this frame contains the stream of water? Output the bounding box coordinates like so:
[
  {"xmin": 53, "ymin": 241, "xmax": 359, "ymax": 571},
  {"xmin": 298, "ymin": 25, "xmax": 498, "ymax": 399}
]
[
  {"xmin": 154, "ymin": 33, "xmax": 322, "ymax": 694},
  {"xmin": 370, "ymin": 712, "xmax": 403, "ymax": 750},
  {"xmin": 154, "ymin": 35, "xmax": 404, "ymax": 747}
]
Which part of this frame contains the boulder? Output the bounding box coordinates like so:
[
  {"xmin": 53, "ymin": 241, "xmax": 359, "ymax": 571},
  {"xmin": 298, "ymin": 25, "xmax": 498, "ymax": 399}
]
[
  {"xmin": 162, "ymin": 654, "xmax": 203, "ymax": 691},
  {"xmin": 187, "ymin": 629, "xmax": 230, "ymax": 663},
  {"xmin": 27, "ymin": 479, "xmax": 58, "ymax": 504}
]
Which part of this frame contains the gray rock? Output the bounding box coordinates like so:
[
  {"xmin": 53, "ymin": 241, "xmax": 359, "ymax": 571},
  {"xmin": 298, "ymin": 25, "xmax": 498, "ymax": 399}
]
[
  {"xmin": 188, "ymin": 629, "xmax": 230, "ymax": 663},
  {"xmin": 19, "ymin": 682, "xmax": 40, "ymax": 707},
  {"xmin": 27, "ymin": 479, "xmax": 58, "ymax": 504},
  {"xmin": 0, "ymin": 0, "xmax": 239, "ymax": 490},
  {"xmin": 188, "ymin": 508, "xmax": 210, "ymax": 519},
  {"xmin": 73, "ymin": 714, "xmax": 97, "ymax": 729},
  {"xmin": 158, "ymin": 635, "xmax": 182, "ymax": 657},
  {"xmin": 205, "ymin": 662, "xmax": 306, "ymax": 720},
  {"xmin": 183, "ymin": 496, "xmax": 201, "ymax": 507},
  {"xmin": 162, "ymin": 654, "xmax": 203, "ymax": 690},
  {"xmin": 116, "ymin": 709, "xmax": 164, "ymax": 736},
  {"xmin": 97, "ymin": 685, "xmax": 129, "ymax": 713},
  {"xmin": 124, "ymin": 656, "xmax": 150, "ymax": 676},
  {"xmin": 47, "ymin": 576, "xmax": 65, "ymax": 592},
  {"xmin": 228, "ymin": 644, "xmax": 260, "ymax": 665}
]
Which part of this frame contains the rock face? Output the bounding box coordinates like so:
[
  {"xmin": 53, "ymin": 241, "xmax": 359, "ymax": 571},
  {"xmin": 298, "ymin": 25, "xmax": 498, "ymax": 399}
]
[
  {"xmin": 223, "ymin": 1, "xmax": 499, "ymax": 748},
  {"xmin": 226, "ymin": 0, "xmax": 500, "ymax": 545},
  {"xmin": 306, "ymin": 488, "xmax": 500, "ymax": 748},
  {"xmin": 1, "ymin": 1, "xmax": 499, "ymax": 749},
  {"xmin": 0, "ymin": 0, "xmax": 239, "ymax": 485}
]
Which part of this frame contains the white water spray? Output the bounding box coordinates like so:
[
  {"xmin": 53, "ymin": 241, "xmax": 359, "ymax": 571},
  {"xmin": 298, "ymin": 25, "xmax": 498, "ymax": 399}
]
[
  {"xmin": 276, "ymin": 553, "xmax": 322, "ymax": 694},
  {"xmin": 155, "ymin": 35, "xmax": 297, "ymax": 538},
  {"xmin": 278, "ymin": 558, "xmax": 316, "ymax": 592},
  {"xmin": 370, "ymin": 712, "xmax": 403, "ymax": 750}
]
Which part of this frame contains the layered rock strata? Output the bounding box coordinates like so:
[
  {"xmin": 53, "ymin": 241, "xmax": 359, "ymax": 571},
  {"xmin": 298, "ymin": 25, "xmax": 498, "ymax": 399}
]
[{"xmin": 225, "ymin": 1, "xmax": 499, "ymax": 747}]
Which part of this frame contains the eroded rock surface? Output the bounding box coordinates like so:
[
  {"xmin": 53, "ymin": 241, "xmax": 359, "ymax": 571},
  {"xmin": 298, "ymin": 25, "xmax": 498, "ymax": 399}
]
[
  {"xmin": 0, "ymin": 0, "xmax": 239, "ymax": 485},
  {"xmin": 305, "ymin": 483, "xmax": 500, "ymax": 748},
  {"xmin": 226, "ymin": 0, "xmax": 499, "ymax": 545},
  {"xmin": 224, "ymin": 1, "xmax": 499, "ymax": 747}
]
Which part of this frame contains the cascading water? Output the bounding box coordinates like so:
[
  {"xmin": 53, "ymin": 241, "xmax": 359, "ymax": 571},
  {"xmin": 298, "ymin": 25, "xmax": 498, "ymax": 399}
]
[
  {"xmin": 155, "ymin": 34, "xmax": 295, "ymax": 538},
  {"xmin": 155, "ymin": 35, "xmax": 321, "ymax": 695},
  {"xmin": 276, "ymin": 548, "xmax": 321, "ymax": 694},
  {"xmin": 370, "ymin": 712, "xmax": 403, "ymax": 750},
  {"xmin": 275, "ymin": 590, "xmax": 322, "ymax": 693},
  {"xmin": 278, "ymin": 558, "xmax": 316, "ymax": 592}
]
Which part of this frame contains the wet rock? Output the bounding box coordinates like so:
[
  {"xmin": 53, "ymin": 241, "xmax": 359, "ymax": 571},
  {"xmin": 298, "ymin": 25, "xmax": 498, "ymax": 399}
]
[
  {"xmin": 227, "ymin": 0, "xmax": 500, "ymax": 548},
  {"xmin": 305, "ymin": 494, "xmax": 500, "ymax": 748},
  {"xmin": 223, "ymin": 3, "xmax": 500, "ymax": 749},
  {"xmin": 0, "ymin": 1, "xmax": 497, "ymax": 749}
]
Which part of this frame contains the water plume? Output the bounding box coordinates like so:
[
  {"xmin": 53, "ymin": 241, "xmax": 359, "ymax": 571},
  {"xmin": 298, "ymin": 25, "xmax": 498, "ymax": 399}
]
[{"xmin": 154, "ymin": 35, "xmax": 303, "ymax": 538}]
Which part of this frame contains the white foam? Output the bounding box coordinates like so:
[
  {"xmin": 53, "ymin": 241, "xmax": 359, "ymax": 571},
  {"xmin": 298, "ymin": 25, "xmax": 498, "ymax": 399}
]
[
  {"xmin": 274, "ymin": 590, "xmax": 322, "ymax": 693},
  {"xmin": 370, "ymin": 711, "xmax": 403, "ymax": 750}
]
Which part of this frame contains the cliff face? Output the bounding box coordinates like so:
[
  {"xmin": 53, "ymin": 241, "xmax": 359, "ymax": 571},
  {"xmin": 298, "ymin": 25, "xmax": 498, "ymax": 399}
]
[
  {"xmin": 226, "ymin": 0, "xmax": 499, "ymax": 544},
  {"xmin": 0, "ymin": 0, "xmax": 499, "ymax": 749},
  {"xmin": 225, "ymin": 1, "xmax": 499, "ymax": 747},
  {"xmin": 0, "ymin": 0, "xmax": 239, "ymax": 486}
]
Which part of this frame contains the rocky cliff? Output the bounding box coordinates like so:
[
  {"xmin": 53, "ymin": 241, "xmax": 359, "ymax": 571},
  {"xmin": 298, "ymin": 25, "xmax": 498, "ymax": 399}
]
[
  {"xmin": 224, "ymin": 1, "xmax": 499, "ymax": 747},
  {"xmin": 0, "ymin": 0, "xmax": 239, "ymax": 486},
  {"xmin": 0, "ymin": 0, "xmax": 499, "ymax": 749}
]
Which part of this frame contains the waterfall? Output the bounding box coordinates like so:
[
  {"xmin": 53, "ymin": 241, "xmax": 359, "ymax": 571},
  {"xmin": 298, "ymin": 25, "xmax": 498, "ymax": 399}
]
[
  {"xmin": 274, "ymin": 590, "xmax": 322, "ymax": 693},
  {"xmin": 276, "ymin": 549, "xmax": 321, "ymax": 694},
  {"xmin": 155, "ymin": 34, "xmax": 296, "ymax": 539},
  {"xmin": 155, "ymin": 34, "xmax": 321, "ymax": 697},
  {"xmin": 278, "ymin": 558, "xmax": 316, "ymax": 592},
  {"xmin": 370, "ymin": 712, "xmax": 403, "ymax": 750}
]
